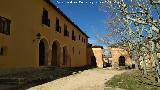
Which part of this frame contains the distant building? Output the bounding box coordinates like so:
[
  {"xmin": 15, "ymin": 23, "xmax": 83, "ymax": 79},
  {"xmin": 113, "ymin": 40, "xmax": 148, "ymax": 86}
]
[
  {"xmin": 0, "ymin": 0, "xmax": 88, "ymax": 69},
  {"xmin": 87, "ymin": 44, "xmax": 104, "ymax": 68},
  {"xmin": 108, "ymin": 46, "xmax": 132, "ymax": 69}
]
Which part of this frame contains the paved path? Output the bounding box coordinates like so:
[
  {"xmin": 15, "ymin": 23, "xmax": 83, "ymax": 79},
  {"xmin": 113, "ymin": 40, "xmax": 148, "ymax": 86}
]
[{"xmin": 28, "ymin": 69, "xmax": 125, "ymax": 90}]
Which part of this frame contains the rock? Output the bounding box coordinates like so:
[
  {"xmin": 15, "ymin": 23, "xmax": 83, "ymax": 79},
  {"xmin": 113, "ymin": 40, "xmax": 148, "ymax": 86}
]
[{"xmin": 72, "ymin": 72, "xmax": 77, "ymax": 75}]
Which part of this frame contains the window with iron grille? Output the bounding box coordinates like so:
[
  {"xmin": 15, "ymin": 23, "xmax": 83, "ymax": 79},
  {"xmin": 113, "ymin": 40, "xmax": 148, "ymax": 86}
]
[
  {"xmin": 0, "ymin": 16, "xmax": 11, "ymax": 35},
  {"xmin": 64, "ymin": 24, "xmax": 69, "ymax": 37},
  {"xmin": 0, "ymin": 46, "xmax": 7, "ymax": 56},
  {"xmin": 56, "ymin": 18, "xmax": 61, "ymax": 33},
  {"xmin": 0, "ymin": 47, "xmax": 4, "ymax": 56}
]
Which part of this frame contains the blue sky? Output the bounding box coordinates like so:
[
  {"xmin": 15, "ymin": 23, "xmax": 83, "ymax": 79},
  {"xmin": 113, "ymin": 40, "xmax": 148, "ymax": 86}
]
[{"xmin": 51, "ymin": 0, "xmax": 107, "ymax": 46}]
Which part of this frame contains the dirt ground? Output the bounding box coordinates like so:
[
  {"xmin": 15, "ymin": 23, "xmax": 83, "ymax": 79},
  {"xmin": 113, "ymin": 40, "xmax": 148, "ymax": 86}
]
[{"xmin": 28, "ymin": 68, "xmax": 126, "ymax": 90}]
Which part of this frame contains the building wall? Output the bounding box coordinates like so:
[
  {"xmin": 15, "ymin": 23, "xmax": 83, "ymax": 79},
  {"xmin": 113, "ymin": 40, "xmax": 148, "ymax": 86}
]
[
  {"xmin": 87, "ymin": 47, "xmax": 103, "ymax": 68},
  {"xmin": 92, "ymin": 48, "xmax": 103, "ymax": 68},
  {"xmin": 109, "ymin": 48, "xmax": 132, "ymax": 68},
  {"xmin": 87, "ymin": 47, "xmax": 94, "ymax": 65},
  {"xmin": 0, "ymin": 0, "xmax": 88, "ymax": 69}
]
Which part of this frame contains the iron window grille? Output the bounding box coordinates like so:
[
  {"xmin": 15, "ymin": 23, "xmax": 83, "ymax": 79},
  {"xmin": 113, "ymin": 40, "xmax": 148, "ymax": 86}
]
[{"xmin": 0, "ymin": 16, "xmax": 11, "ymax": 35}]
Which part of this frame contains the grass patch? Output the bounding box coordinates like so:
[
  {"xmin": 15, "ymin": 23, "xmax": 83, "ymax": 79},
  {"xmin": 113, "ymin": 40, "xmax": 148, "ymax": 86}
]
[{"xmin": 106, "ymin": 70, "xmax": 160, "ymax": 90}]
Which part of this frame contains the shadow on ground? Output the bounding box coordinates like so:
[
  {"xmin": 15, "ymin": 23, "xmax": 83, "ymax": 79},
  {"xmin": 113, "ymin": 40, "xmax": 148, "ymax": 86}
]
[{"xmin": 0, "ymin": 66, "xmax": 95, "ymax": 90}]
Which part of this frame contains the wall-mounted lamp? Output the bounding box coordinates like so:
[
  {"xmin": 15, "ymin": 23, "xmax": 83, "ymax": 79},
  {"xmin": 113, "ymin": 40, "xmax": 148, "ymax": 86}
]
[
  {"xmin": 36, "ymin": 33, "xmax": 41, "ymax": 40},
  {"xmin": 33, "ymin": 33, "xmax": 41, "ymax": 42}
]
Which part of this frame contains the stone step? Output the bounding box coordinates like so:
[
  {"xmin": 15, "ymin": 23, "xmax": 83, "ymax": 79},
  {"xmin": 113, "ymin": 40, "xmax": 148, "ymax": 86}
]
[{"xmin": 0, "ymin": 78, "xmax": 27, "ymax": 85}]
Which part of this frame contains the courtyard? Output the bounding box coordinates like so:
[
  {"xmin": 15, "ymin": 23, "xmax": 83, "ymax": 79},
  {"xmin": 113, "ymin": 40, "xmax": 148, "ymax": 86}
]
[
  {"xmin": 0, "ymin": 0, "xmax": 160, "ymax": 90},
  {"xmin": 28, "ymin": 68, "xmax": 125, "ymax": 90}
]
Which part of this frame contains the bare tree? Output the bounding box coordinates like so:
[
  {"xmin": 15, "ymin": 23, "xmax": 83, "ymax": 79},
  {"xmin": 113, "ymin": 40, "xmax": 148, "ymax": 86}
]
[{"xmin": 100, "ymin": 0, "xmax": 160, "ymax": 75}]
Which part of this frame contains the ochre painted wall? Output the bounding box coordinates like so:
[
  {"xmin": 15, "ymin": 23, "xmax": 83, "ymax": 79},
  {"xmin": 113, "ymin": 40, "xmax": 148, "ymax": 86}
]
[
  {"xmin": 92, "ymin": 48, "xmax": 103, "ymax": 68},
  {"xmin": 109, "ymin": 48, "xmax": 132, "ymax": 68},
  {"xmin": 87, "ymin": 47, "xmax": 103, "ymax": 68},
  {"xmin": 0, "ymin": 0, "xmax": 88, "ymax": 69}
]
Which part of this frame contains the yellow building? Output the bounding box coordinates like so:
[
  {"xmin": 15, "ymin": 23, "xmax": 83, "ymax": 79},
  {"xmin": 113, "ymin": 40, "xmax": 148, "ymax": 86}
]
[
  {"xmin": 0, "ymin": 0, "xmax": 88, "ymax": 69},
  {"xmin": 87, "ymin": 44, "xmax": 104, "ymax": 68}
]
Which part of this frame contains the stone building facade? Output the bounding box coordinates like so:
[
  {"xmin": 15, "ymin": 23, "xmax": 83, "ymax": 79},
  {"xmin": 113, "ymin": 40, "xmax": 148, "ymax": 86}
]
[{"xmin": 0, "ymin": 0, "xmax": 88, "ymax": 69}]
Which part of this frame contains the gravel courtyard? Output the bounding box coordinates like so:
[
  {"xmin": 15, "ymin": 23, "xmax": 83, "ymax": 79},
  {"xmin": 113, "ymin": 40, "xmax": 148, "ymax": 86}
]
[{"xmin": 28, "ymin": 68, "xmax": 126, "ymax": 90}]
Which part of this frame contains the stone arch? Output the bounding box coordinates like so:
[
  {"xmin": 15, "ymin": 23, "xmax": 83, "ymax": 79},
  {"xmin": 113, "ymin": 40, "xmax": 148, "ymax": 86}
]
[
  {"xmin": 52, "ymin": 40, "xmax": 61, "ymax": 67},
  {"xmin": 91, "ymin": 56, "xmax": 97, "ymax": 67},
  {"xmin": 39, "ymin": 38, "xmax": 49, "ymax": 66},
  {"xmin": 119, "ymin": 56, "xmax": 126, "ymax": 66}
]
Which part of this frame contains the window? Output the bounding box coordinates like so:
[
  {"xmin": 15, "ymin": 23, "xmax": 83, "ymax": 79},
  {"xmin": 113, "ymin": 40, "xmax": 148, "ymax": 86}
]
[
  {"xmin": 84, "ymin": 39, "xmax": 86, "ymax": 43},
  {"xmin": 79, "ymin": 35, "xmax": 80, "ymax": 40},
  {"xmin": 0, "ymin": 46, "xmax": 7, "ymax": 56},
  {"xmin": 0, "ymin": 16, "xmax": 11, "ymax": 35},
  {"xmin": 56, "ymin": 18, "xmax": 61, "ymax": 33},
  {"xmin": 42, "ymin": 9, "xmax": 50, "ymax": 27},
  {"xmin": 72, "ymin": 30, "xmax": 75, "ymax": 41},
  {"xmin": 64, "ymin": 24, "xmax": 69, "ymax": 37},
  {"xmin": 82, "ymin": 37, "xmax": 83, "ymax": 42},
  {"xmin": 0, "ymin": 47, "xmax": 4, "ymax": 56}
]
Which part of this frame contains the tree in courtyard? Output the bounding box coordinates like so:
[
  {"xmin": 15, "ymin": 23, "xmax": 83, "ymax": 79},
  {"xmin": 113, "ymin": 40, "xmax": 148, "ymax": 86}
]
[{"xmin": 100, "ymin": 0, "xmax": 160, "ymax": 76}]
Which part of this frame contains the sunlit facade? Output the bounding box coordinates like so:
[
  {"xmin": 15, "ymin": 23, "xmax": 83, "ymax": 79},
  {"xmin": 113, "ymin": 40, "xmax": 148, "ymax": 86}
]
[
  {"xmin": 87, "ymin": 45, "xmax": 104, "ymax": 68},
  {"xmin": 109, "ymin": 47, "xmax": 132, "ymax": 69},
  {"xmin": 0, "ymin": 0, "xmax": 88, "ymax": 69}
]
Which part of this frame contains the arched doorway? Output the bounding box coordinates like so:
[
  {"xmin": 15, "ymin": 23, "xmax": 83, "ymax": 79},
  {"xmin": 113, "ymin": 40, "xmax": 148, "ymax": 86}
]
[
  {"xmin": 52, "ymin": 41, "xmax": 61, "ymax": 67},
  {"xmin": 39, "ymin": 39, "xmax": 48, "ymax": 66},
  {"xmin": 63, "ymin": 46, "xmax": 67, "ymax": 65},
  {"xmin": 119, "ymin": 56, "xmax": 125, "ymax": 66},
  {"xmin": 91, "ymin": 56, "xmax": 97, "ymax": 67},
  {"xmin": 63, "ymin": 46, "xmax": 70, "ymax": 66}
]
